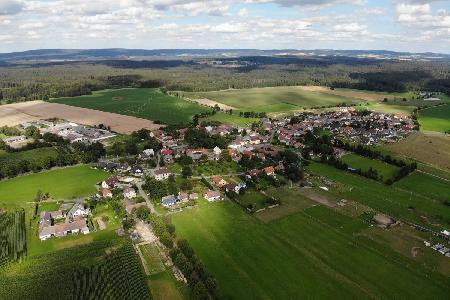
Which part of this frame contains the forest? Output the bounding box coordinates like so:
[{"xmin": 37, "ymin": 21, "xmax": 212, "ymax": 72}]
[{"xmin": 0, "ymin": 55, "xmax": 449, "ymax": 103}]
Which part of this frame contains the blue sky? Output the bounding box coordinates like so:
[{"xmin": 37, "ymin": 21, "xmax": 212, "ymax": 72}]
[{"xmin": 1, "ymin": 0, "xmax": 450, "ymax": 53}]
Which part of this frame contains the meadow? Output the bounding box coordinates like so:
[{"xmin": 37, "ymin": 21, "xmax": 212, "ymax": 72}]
[
  {"xmin": 0, "ymin": 147, "xmax": 58, "ymax": 164},
  {"xmin": 306, "ymin": 163, "xmax": 450, "ymax": 227},
  {"xmin": 394, "ymin": 172, "xmax": 450, "ymax": 204},
  {"xmin": 50, "ymin": 88, "xmax": 210, "ymax": 125},
  {"xmin": 203, "ymin": 112, "xmax": 260, "ymax": 127},
  {"xmin": 340, "ymin": 153, "xmax": 400, "ymax": 181},
  {"xmin": 419, "ymin": 104, "xmax": 450, "ymax": 133},
  {"xmin": 172, "ymin": 201, "xmax": 450, "ymax": 299},
  {"xmin": 184, "ymin": 86, "xmax": 362, "ymax": 112},
  {"xmin": 382, "ymin": 132, "xmax": 450, "ymax": 171},
  {"xmin": 0, "ymin": 165, "xmax": 109, "ymax": 206}
]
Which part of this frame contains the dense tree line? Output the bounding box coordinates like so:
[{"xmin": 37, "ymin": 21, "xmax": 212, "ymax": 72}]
[{"xmin": 184, "ymin": 128, "xmax": 230, "ymax": 149}]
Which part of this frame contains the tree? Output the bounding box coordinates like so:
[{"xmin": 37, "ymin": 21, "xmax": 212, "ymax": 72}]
[{"xmin": 182, "ymin": 166, "xmax": 193, "ymax": 178}]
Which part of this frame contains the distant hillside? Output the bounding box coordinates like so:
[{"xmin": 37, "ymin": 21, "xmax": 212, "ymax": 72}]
[{"xmin": 0, "ymin": 48, "xmax": 449, "ymax": 62}]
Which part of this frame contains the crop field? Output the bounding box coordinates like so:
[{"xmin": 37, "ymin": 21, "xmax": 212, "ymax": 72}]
[
  {"xmin": 382, "ymin": 132, "xmax": 450, "ymax": 170},
  {"xmin": 73, "ymin": 243, "xmax": 150, "ymax": 300},
  {"xmin": 139, "ymin": 243, "xmax": 165, "ymax": 275},
  {"xmin": 51, "ymin": 88, "xmax": 209, "ymax": 125},
  {"xmin": 0, "ymin": 210, "xmax": 26, "ymax": 267},
  {"xmin": 394, "ymin": 172, "xmax": 450, "ymax": 204},
  {"xmin": 184, "ymin": 86, "xmax": 362, "ymax": 112},
  {"xmin": 172, "ymin": 202, "xmax": 450, "ymax": 299},
  {"xmin": 306, "ymin": 163, "xmax": 450, "ymax": 227},
  {"xmin": 419, "ymin": 104, "xmax": 450, "ymax": 133},
  {"xmin": 148, "ymin": 270, "xmax": 191, "ymax": 300},
  {"xmin": 340, "ymin": 153, "xmax": 400, "ymax": 181},
  {"xmin": 0, "ymin": 165, "xmax": 109, "ymax": 206}
]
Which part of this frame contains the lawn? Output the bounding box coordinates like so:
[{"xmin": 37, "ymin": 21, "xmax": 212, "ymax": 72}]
[
  {"xmin": 50, "ymin": 88, "xmax": 210, "ymax": 125},
  {"xmin": 236, "ymin": 189, "xmax": 270, "ymax": 210},
  {"xmin": 419, "ymin": 104, "xmax": 450, "ymax": 133},
  {"xmin": 394, "ymin": 172, "xmax": 450, "ymax": 204},
  {"xmin": 184, "ymin": 86, "xmax": 361, "ymax": 112},
  {"xmin": 172, "ymin": 201, "xmax": 450, "ymax": 299},
  {"xmin": 0, "ymin": 165, "xmax": 109, "ymax": 206},
  {"xmin": 306, "ymin": 162, "xmax": 450, "ymax": 227},
  {"xmin": 340, "ymin": 153, "xmax": 400, "ymax": 181},
  {"xmin": 382, "ymin": 132, "xmax": 450, "ymax": 171},
  {"xmin": 148, "ymin": 270, "xmax": 192, "ymax": 300},
  {"xmin": 203, "ymin": 112, "xmax": 260, "ymax": 127}
]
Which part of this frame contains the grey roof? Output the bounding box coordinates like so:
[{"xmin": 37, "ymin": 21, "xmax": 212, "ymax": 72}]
[{"xmin": 161, "ymin": 195, "xmax": 177, "ymax": 205}]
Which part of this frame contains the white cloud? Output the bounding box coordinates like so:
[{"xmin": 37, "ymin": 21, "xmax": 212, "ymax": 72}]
[{"xmin": 0, "ymin": 0, "xmax": 23, "ymax": 15}]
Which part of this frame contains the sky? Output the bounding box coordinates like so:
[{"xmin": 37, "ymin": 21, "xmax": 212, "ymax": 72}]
[{"xmin": 0, "ymin": 0, "xmax": 450, "ymax": 53}]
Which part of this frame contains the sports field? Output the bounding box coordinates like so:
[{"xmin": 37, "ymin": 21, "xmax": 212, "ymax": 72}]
[
  {"xmin": 340, "ymin": 153, "xmax": 400, "ymax": 181},
  {"xmin": 51, "ymin": 88, "xmax": 209, "ymax": 125},
  {"xmin": 0, "ymin": 165, "xmax": 109, "ymax": 206},
  {"xmin": 419, "ymin": 104, "xmax": 450, "ymax": 133},
  {"xmin": 382, "ymin": 132, "xmax": 450, "ymax": 170},
  {"xmin": 306, "ymin": 163, "xmax": 450, "ymax": 227},
  {"xmin": 172, "ymin": 202, "xmax": 450, "ymax": 299},
  {"xmin": 184, "ymin": 86, "xmax": 362, "ymax": 112}
]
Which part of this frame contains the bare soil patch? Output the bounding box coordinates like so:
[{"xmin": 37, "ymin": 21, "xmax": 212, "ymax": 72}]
[
  {"xmin": 187, "ymin": 98, "xmax": 236, "ymax": 110},
  {"xmin": 297, "ymin": 86, "xmax": 397, "ymax": 102},
  {"xmin": 0, "ymin": 100, "xmax": 162, "ymax": 134}
]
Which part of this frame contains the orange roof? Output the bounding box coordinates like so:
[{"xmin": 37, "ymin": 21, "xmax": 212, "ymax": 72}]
[{"xmin": 264, "ymin": 166, "xmax": 275, "ymax": 174}]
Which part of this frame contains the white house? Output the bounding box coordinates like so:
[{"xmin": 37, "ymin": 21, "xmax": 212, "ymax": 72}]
[
  {"xmin": 123, "ymin": 187, "xmax": 137, "ymax": 199},
  {"xmin": 204, "ymin": 190, "xmax": 222, "ymax": 202},
  {"xmin": 67, "ymin": 203, "xmax": 90, "ymax": 219},
  {"xmin": 154, "ymin": 168, "xmax": 172, "ymax": 181}
]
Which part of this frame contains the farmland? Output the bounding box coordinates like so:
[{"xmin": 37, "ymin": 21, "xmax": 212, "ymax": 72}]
[
  {"xmin": 0, "ymin": 147, "xmax": 58, "ymax": 166},
  {"xmin": 382, "ymin": 132, "xmax": 450, "ymax": 171},
  {"xmin": 183, "ymin": 86, "xmax": 362, "ymax": 113},
  {"xmin": 50, "ymin": 88, "xmax": 209, "ymax": 125},
  {"xmin": 306, "ymin": 162, "xmax": 450, "ymax": 227},
  {"xmin": 203, "ymin": 112, "xmax": 260, "ymax": 127},
  {"xmin": 0, "ymin": 165, "xmax": 109, "ymax": 206},
  {"xmin": 0, "ymin": 210, "xmax": 27, "ymax": 267},
  {"xmin": 172, "ymin": 201, "xmax": 450, "ymax": 299},
  {"xmin": 419, "ymin": 104, "xmax": 450, "ymax": 133},
  {"xmin": 394, "ymin": 172, "xmax": 450, "ymax": 204},
  {"xmin": 340, "ymin": 153, "xmax": 400, "ymax": 181}
]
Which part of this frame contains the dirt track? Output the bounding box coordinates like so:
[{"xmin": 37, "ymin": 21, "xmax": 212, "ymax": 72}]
[
  {"xmin": 0, "ymin": 100, "xmax": 162, "ymax": 134},
  {"xmin": 187, "ymin": 98, "xmax": 236, "ymax": 110}
]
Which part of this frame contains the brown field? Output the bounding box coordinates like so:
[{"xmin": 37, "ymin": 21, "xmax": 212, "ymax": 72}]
[
  {"xmin": 382, "ymin": 132, "xmax": 450, "ymax": 170},
  {"xmin": 297, "ymin": 86, "xmax": 399, "ymax": 102},
  {"xmin": 186, "ymin": 98, "xmax": 236, "ymax": 110},
  {"xmin": 0, "ymin": 100, "xmax": 162, "ymax": 134}
]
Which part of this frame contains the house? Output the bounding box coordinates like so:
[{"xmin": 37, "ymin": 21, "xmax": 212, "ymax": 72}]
[
  {"xmin": 225, "ymin": 182, "xmax": 238, "ymax": 193},
  {"xmin": 102, "ymin": 176, "xmax": 119, "ymax": 189},
  {"xmin": 131, "ymin": 165, "xmax": 144, "ymax": 177},
  {"xmin": 204, "ymin": 190, "xmax": 222, "ymax": 202},
  {"xmin": 3, "ymin": 135, "xmax": 26, "ymax": 145},
  {"xmin": 178, "ymin": 192, "xmax": 189, "ymax": 202},
  {"xmin": 247, "ymin": 169, "xmax": 261, "ymax": 178},
  {"xmin": 212, "ymin": 176, "xmax": 227, "ymax": 188},
  {"xmin": 39, "ymin": 214, "xmax": 89, "ymax": 241},
  {"xmin": 161, "ymin": 195, "xmax": 177, "ymax": 207},
  {"xmin": 189, "ymin": 193, "xmax": 199, "ymax": 200},
  {"xmin": 263, "ymin": 166, "xmax": 275, "ymax": 176},
  {"xmin": 123, "ymin": 187, "xmax": 137, "ymax": 199},
  {"xmin": 213, "ymin": 146, "xmax": 222, "ymax": 156},
  {"xmin": 101, "ymin": 188, "xmax": 113, "ymax": 198},
  {"xmin": 67, "ymin": 203, "xmax": 90, "ymax": 220},
  {"xmin": 140, "ymin": 149, "xmax": 155, "ymax": 159},
  {"xmin": 154, "ymin": 168, "xmax": 172, "ymax": 181}
]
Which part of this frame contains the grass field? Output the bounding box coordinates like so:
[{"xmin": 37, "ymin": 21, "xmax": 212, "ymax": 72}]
[
  {"xmin": 394, "ymin": 172, "xmax": 450, "ymax": 204},
  {"xmin": 0, "ymin": 147, "xmax": 58, "ymax": 165},
  {"xmin": 382, "ymin": 132, "xmax": 450, "ymax": 171},
  {"xmin": 306, "ymin": 162, "xmax": 450, "ymax": 227},
  {"xmin": 203, "ymin": 112, "xmax": 260, "ymax": 127},
  {"xmin": 172, "ymin": 201, "xmax": 450, "ymax": 299},
  {"xmin": 149, "ymin": 270, "xmax": 191, "ymax": 300},
  {"xmin": 340, "ymin": 153, "xmax": 400, "ymax": 181},
  {"xmin": 139, "ymin": 243, "xmax": 165, "ymax": 275},
  {"xmin": 419, "ymin": 104, "xmax": 450, "ymax": 133},
  {"xmin": 50, "ymin": 88, "xmax": 209, "ymax": 125},
  {"xmin": 0, "ymin": 165, "xmax": 109, "ymax": 206},
  {"xmin": 0, "ymin": 210, "xmax": 26, "ymax": 267},
  {"xmin": 184, "ymin": 86, "xmax": 362, "ymax": 112}
]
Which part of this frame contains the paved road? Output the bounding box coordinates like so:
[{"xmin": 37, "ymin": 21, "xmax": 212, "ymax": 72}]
[{"xmin": 136, "ymin": 181, "xmax": 160, "ymax": 216}]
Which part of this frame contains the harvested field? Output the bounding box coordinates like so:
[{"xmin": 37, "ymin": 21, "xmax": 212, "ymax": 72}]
[
  {"xmin": 382, "ymin": 132, "xmax": 450, "ymax": 171},
  {"xmin": 187, "ymin": 98, "xmax": 236, "ymax": 110},
  {"xmin": 296, "ymin": 86, "xmax": 405, "ymax": 101},
  {"xmin": 0, "ymin": 100, "xmax": 162, "ymax": 134}
]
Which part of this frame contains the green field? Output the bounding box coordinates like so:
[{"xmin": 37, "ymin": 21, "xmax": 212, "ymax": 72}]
[
  {"xmin": 0, "ymin": 165, "xmax": 109, "ymax": 206},
  {"xmin": 306, "ymin": 163, "xmax": 450, "ymax": 227},
  {"xmin": 0, "ymin": 147, "xmax": 58, "ymax": 165},
  {"xmin": 172, "ymin": 201, "xmax": 450, "ymax": 299},
  {"xmin": 204, "ymin": 112, "xmax": 260, "ymax": 127},
  {"xmin": 0, "ymin": 210, "xmax": 26, "ymax": 267},
  {"xmin": 340, "ymin": 153, "xmax": 400, "ymax": 181},
  {"xmin": 394, "ymin": 172, "xmax": 450, "ymax": 203},
  {"xmin": 184, "ymin": 86, "xmax": 362, "ymax": 112},
  {"xmin": 50, "ymin": 88, "xmax": 210, "ymax": 125},
  {"xmin": 419, "ymin": 104, "xmax": 450, "ymax": 133}
]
